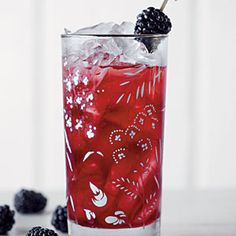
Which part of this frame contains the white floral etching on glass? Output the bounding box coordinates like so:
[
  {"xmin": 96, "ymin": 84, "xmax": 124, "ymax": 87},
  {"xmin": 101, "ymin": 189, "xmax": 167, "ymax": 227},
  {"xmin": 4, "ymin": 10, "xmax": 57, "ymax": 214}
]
[
  {"xmin": 105, "ymin": 211, "xmax": 127, "ymax": 225},
  {"xmin": 89, "ymin": 182, "xmax": 108, "ymax": 208}
]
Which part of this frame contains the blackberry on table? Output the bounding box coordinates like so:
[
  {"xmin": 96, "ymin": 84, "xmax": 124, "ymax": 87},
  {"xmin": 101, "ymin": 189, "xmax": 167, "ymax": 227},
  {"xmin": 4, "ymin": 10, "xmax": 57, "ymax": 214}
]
[
  {"xmin": 135, "ymin": 6, "xmax": 172, "ymax": 52},
  {"xmin": 0, "ymin": 205, "xmax": 15, "ymax": 235},
  {"xmin": 14, "ymin": 189, "xmax": 47, "ymax": 214},
  {"xmin": 51, "ymin": 205, "xmax": 68, "ymax": 233},
  {"xmin": 26, "ymin": 226, "xmax": 58, "ymax": 236}
]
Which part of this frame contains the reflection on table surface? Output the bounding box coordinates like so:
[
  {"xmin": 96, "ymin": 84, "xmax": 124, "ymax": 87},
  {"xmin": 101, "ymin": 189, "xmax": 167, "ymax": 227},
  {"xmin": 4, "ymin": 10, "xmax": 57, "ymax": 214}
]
[{"xmin": 0, "ymin": 191, "xmax": 236, "ymax": 236}]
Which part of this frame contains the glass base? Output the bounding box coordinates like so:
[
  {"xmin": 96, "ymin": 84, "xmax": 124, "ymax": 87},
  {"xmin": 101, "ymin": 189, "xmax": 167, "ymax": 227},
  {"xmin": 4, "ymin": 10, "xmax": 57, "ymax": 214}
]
[{"xmin": 68, "ymin": 219, "xmax": 160, "ymax": 236}]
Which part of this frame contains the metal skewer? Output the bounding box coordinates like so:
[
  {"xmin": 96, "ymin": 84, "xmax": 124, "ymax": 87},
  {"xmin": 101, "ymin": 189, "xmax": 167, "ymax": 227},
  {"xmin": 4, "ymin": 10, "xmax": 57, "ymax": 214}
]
[{"xmin": 160, "ymin": 0, "xmax": 169, "ymax": 11}]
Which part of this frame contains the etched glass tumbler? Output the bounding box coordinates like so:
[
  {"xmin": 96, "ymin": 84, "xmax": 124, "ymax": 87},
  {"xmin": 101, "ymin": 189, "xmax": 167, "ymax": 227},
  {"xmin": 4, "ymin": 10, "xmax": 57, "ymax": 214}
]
[{"xmin": 62, "ymin": 34, "xmax": 168, "ymax": 236}]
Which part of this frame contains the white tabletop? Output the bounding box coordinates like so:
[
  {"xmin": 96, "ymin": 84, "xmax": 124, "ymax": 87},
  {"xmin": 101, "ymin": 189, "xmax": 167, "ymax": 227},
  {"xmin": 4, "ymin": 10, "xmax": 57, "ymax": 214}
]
[
  {"xmin": 162, "ymin": 191, "xmax": 236, "ymax": 236},
  {"xmin": 1, "ymin": 191, "xmax": 236, "ymax": 236}
]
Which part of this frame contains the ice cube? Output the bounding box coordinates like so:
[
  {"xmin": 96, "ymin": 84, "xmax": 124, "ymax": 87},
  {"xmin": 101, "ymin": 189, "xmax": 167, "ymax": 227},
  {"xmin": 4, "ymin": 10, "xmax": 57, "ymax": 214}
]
[
  {"xmin": 64, "ymin": 28, "xmax": 72, "ymax": 34},
  {"xmin": 102, "ymin": 38, "xmax": 122, "ymax": 56},
  {"xmin": 111, "ymin": 22, "xmax": 135, "ymax": 34},
  {"xmin": 75, "ymin": 22, "xmax": 116, "ymax": 35},
  {"xmin": 72, "ymin": 21, "xmax": 134, "ymax": 35}
]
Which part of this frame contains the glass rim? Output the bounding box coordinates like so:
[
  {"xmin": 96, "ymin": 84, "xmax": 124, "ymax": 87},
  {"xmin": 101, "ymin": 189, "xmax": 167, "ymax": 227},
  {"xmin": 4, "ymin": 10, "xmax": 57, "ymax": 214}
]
[{"xmin": 61, "ymin": 33, "xmax": 168, "ymax": 39}]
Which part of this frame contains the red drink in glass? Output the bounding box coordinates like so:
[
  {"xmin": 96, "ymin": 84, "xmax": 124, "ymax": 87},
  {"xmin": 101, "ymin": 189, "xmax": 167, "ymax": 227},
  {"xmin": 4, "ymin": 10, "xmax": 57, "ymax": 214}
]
[{"xmin": 62, "ymin": 34, "xmax": 168, "ymax": 236}]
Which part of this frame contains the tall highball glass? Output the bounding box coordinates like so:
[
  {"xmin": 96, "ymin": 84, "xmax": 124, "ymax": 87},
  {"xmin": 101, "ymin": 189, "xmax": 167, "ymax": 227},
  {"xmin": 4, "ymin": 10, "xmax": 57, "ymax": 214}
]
[{"xmin": 62, "ymin": 33, "xmax": 168, "ymax": 236}]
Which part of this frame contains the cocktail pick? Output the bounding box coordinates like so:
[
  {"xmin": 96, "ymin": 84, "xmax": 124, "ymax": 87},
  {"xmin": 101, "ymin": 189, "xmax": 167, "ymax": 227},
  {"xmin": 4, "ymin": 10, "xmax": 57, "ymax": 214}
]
[{"xmin": 160, "ymin": 0, "xmax": 177, "ymax": 12}]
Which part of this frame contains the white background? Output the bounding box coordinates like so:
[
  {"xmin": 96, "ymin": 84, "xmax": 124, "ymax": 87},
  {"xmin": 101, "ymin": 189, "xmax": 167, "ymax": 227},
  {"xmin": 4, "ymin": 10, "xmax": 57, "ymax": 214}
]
[{"xmin": 0, "ymin": 0, "xmax": 236, "ymax": 192}]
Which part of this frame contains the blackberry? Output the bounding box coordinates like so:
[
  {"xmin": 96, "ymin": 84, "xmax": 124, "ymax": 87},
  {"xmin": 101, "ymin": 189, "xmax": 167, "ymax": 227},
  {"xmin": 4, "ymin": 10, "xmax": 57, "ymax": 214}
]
[
  {"xmin": 135, "ymin": 7, "xmax": 172, "ymax": 35},
  {"xmin": 26, "ymin": 226, "xmax": 58, "ymax": 236},
  {"xmin": 135, "ymin": 6, "xmax": 172, "ymax": 52},
  {"xmin": 14, "ymin": 189, "xmax": 47, "ymax": 214},
  {"xmin": 0, "ymin": 205, "xmax": 15, "ymax": 234},
  {"xmin": 51, "ymin": 206, "xmax": 68, "ymax": 233}
]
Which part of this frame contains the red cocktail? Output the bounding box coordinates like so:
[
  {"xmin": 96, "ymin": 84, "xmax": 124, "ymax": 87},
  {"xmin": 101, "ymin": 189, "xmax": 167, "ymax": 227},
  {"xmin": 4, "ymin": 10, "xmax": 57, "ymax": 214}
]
[{"xmin": 62, "ymin": 30, "xmax": 168, "ymax": 236}]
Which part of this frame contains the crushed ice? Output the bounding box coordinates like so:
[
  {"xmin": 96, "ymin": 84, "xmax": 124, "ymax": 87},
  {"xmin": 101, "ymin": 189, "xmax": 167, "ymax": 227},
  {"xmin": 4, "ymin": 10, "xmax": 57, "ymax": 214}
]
[{"xmin": 63, "ymin": 22, "xmax": 167, "ymax": 66}]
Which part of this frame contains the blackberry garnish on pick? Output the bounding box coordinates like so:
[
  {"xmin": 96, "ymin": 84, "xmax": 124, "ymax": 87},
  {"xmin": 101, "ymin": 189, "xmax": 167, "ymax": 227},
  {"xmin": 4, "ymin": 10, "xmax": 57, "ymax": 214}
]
[
  {"xmin": 135, "ymin": 7, "xmax": 172, "ymax": 35},
  {"xmin": 0, "ymin": 205, "xmax": 15, "ymax": 235},
  {"xmin": 135, "ymin": 0, "xmax": 172, "ymax": 52},
  {"xmin": 26, "ymin": 226, "xmax": 58, "ymax": 236},
  {"xmin": 14, "ymin": 189, "xmax": 47, "ymax": 214},
  {"xmin": 51, "ymin": 205, "xmax": 68, "ymax": 233}
]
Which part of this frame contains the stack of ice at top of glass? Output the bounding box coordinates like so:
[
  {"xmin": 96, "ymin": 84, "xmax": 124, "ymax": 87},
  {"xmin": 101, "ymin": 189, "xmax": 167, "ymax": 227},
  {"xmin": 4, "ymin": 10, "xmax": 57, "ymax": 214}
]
[
  {"xmin": 62, "ymin": 5, "xmax": 172, "ymax": 234},
  {"xmin": 63, "ymin": 21, "xmax": 168, "ymax": 67}
]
